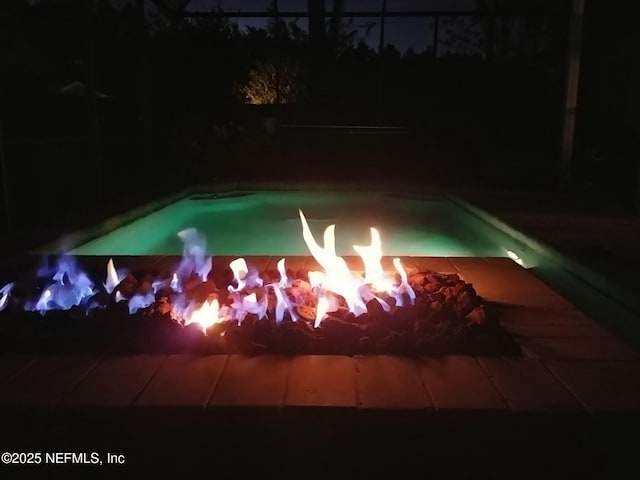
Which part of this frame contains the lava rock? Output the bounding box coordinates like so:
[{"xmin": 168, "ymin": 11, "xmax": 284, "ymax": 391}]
[
  {"xmin": 466, "ymin": 305, "xmax": 486, "ymax": 325},
  {"xmin": 409, "ymin": 273, "xmax": 427, "ymax": 290},
  {"xmin": 331, "ymin": 309, "xmax": 356, "ymax": 326},
  {"xmin": 154, "ymin": 297, "xmax": 173, "ymax": 316},
  {"xmin": 365, "ymin": 298, "xmax": 387, "ymax": 320},
  {"xmin": 319, "ymin": 316, "xmax": 364, "ymax": 344},
  {"xmin": 295, "ymin": 304, "xmax": 316, "ymax": 322},
  {"xmin": 154, "ymin": 284, "xmax": 174, "ymax": 299},
  {"xmin": 89, "ymin": 290, "xmax": 111, "ymax": 309},
  {"xmin": 116, "ymin": 274, "xmax": 139, "ymax": 299},
  {"xmin": 138, "ymin": 279, "xmax": 154, "ymax": 296},
  {"xmin": 182, "ymin": 322, "xmax": 206, "ymax": 347}
]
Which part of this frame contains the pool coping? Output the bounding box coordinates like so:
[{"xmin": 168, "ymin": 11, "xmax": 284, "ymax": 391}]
[{"xmin": 447, "ymin": 194, "xmax": 640, "ymax": 343}]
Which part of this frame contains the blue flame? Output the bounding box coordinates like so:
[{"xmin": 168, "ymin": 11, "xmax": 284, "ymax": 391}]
[
  {"xmin": 128, "ymin": 292, "xmax": 155, "ymax": 314},
  {"xmin": 174, "ymin": 228, "xmax": 212, "ymax": 288},
  {"xmin": 32, "ymin": 256, "xmax": 94, "ymax": 313},
  {"xmin": 0, "ymin": 282, "xmax": 14, "ymax": 312}
]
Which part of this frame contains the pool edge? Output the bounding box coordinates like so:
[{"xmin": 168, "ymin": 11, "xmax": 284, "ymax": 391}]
[
  {"xmin": 446, "ymin": 193, "xmax": 640, "ymax": 344},
  {"xmin": 31, "ymin": 188, "xmax": 192, "ymax": 255}
]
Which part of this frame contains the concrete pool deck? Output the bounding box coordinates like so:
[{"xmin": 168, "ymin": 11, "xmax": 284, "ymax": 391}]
[{"xmin": 1, "ymin": 257, "xmax": 638, "ymax": 414}]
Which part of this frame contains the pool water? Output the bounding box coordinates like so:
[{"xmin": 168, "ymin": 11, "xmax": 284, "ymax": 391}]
[{"xmin": 69, "ymin": 191, "xmax": 523, "ymax": 258}]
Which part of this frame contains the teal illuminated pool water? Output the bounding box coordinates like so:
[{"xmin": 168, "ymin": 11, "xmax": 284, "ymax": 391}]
[{"xmin": 69, "ymin": 191, "xmax": 521, "ymax": 257}]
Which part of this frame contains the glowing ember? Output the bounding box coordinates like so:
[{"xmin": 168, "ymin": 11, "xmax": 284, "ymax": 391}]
[{"xmin": 184, "ymin": 298, "xmax": 223, "ymax": 333}]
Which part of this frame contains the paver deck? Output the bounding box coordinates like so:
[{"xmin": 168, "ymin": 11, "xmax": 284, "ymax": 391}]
[{"xmin": 0, "ymin": 257, "xmax": 639, "ymax": 414}]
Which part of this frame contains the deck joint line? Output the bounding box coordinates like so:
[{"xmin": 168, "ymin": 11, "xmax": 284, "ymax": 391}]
[
  {"xmin": 2, "ymin": 356, "xmax": 39, "ymax": 386},
  {"xmin": 130, "ymin": 355, "xmax": 168, "ymax": 407},
  {"xmin": 204, "ymin": 354, "xmax": 230, "ymax": 409},
  {"xmin": 59, "ymin": 355, "xmax": 106, "ymax": 406}
]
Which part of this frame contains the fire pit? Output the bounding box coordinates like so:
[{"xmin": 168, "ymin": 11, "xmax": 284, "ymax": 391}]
[{"xmin": 0, "ymin": 207, "xmax": 519, "ymax": 356}]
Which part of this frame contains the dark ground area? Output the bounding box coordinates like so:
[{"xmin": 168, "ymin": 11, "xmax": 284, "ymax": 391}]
[{"xmin": 1, "ymin": 408, "xmax": 639, "ymax": 478}]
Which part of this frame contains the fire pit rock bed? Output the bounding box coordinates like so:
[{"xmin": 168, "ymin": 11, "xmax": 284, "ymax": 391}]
[{"xmin": 0, "ymin": 268, "xmax": 520, "ymax": 356}]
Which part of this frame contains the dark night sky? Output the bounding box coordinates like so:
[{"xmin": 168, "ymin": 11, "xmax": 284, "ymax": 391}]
[{"xmin": 184, "ymin": 0, "xmax": 479, "ymax": 54}]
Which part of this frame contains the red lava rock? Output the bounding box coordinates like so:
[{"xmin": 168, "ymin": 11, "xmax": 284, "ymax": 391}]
[
  {"xmin": 431, "ymin": 292, "xmax": 445, "ymax": 303},
  {"xmin": 357, "ymin": 336, "xmax": 373, "ymax": 352},
  {"xmin": 409, "ymin": 273, "xmax": 426, "ymax": 289},
  {"xmin": 210, "ymin": 272, "xmax": 232, "ymax": 289},
  {"xmin": 415, "ymin": 318, "xmax": 437, "ymax": 336},
  {"xmin": 287, "ymin": 318, "xmax": 312, "ymax": 332},
  {"xmin": 430, "ymin": 300, "xmax": 443, "ymax": 311},
  {"xmin": 425, "ymin": 273, "xmax": 438, "ymax": 284},
  {"xmin": 155, "ymin": 284, "xmax": 174, "ymax": 299},
  {"xmin": 328, "ymin": 306, "xmax": 352, "ymax": 321},
  {"xmin": 452, "ymin": 281, "xmax": 466, "ymax": 295},
  {"xmin": 365, "ymin": 298, "xmax": 387, "ymax": 319},
  {"xmin": 382, "ymin": 295, "xmax": 397, "ymax": 309},
  {"xmin": 265, "ymin": 269, "xmax": 279, "ymax": 282},
  {"xmin": 183, "ymin": 322, "xmax": 205, "ymax": 342},
  {"xmin": 390, "ymin": 311, "xmax": 414, "ymax": 333},
  {"xmin": 286, "ymin": 279, "xmax": 314, "ymax": 306},
  {"xmin": 466, "ymin": 305, "xmax": 486, "ymax": 325},
  {"xmin": 295, "ymin": 304, "xmax": 316, "ymax": 322},
  {"xmin": 351, "ymin": 312, "xmax": 369, "ymax": 325},
  {"xmin": 240, "ymin": 313, "xmax": 259, "ymax": 329},
  {"xmin": 319, "ymin": 316, "xmax": 364, "ymax": 343},
  {"xmin": 446, "ymin": 273, "xmax": 460, "ymax": 284},
  {"xmin": 138, "ymin": 280, "xmax": 154, "ymax": 296},
  {"xmin": 453, "ymin": 291, "xmax": 474, "ymax": 317},
  {"xmin": 90, "ymin": 290, "xmax": 111, "ymax": 308},
  {"xmin": 154, "ymin": 297, "xmax": 173, "ymax": 316},
  {"xmin": 280, "ymin": 321, "xmax": 316, "ymax": 348},
  {"xmin": 423, "ymin": 282, "xmax": 438, "ymax": 293},
  {"xmin": 464, "ymin": 283, "xmax": 477, "ymax": 298},
  {"xmin": 116, "ymin": 274, "xmax": 139, "ymax": 298},
  {"xmin": 186, "ymin": 280, "xmax": 218, "ymax": 303}
]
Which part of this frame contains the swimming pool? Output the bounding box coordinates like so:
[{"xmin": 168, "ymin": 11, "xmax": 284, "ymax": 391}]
[{"xmin": 67, "ymin": 191, "xmax": 530, "ymax": 260}]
